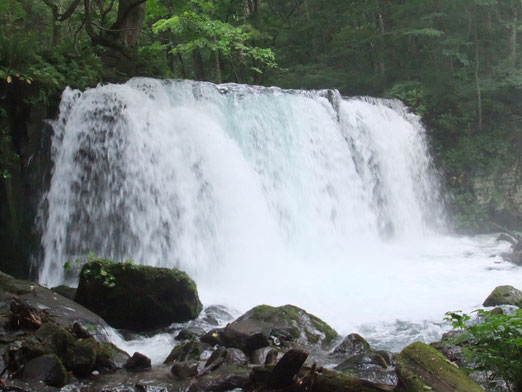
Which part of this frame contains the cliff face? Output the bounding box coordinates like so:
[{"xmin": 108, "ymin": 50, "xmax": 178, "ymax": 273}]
[{"xmin": 472, "ymin": 161, "xmax": 522, "ymax": 230}]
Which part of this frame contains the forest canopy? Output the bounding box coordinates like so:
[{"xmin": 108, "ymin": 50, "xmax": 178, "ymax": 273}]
[{"xmin": 1, "ymin": 0, "xmax": 521, "ymax": 231}]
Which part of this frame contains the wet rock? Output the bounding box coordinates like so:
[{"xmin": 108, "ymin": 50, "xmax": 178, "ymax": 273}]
[
  {"xmin": 503, "ymin": 251, "xmax": 522, "ymax": 265},
  {"xmin": 266, "ymin": 348, "xmax": 309, "ymax": 389},
  {"xmin": 50, "ymin": 285, "xmax": 76, "ymax": 301},
  {"xmin": 72, "ymin": 322, "xmax": 93, "ymax": 339},
  {"xmin": 335, "ymin": 351, "xmax": 391, "ymax": 371},
  {"xmin": 335, "ymin": 350, "xmax": 397, "ymax": 386},
  {"xmin": 64, "ymin": 338, "xmax": 97, "ymax": 377},
  {"xmin": 35, "ymin": 323, "xmax": 75, "ymax": 358},
  {"xmin": 497, "ymin": 233, "xmax": 517, "ymax": 245},
  {"xmin": 5, "ymin": 336, "xmax": 50, "ymax": 374},
  {"xmin": 396, "ymin": 342, "xmax": 484, "ymax": 392},
  {"xmin": 200, "ymin": 329, "xmax": 224, "ymax": 346},
  {"xmin": 19, "ymin": 353, "xmax": 67, "ymax": 388},
  {"xmin": 201, "ymin": 305, "xmax": 234, "ymax": 326},
  {"xmin": 483, "ymin": 285, "xmax": 522, "ymax": 307},
  {"xmin": 430, "ymin": 330, "xmax": 466, "ymax": 365},
  {"xmin": 251, "ymin": 347, "xmax": 280, "ymax": 365},
  {"xmin": 186, "ymin": 364, "xmax": 250, "ymax": 392},
  {"xmin": 95, "ymin": 341, "xmax": 130, "ymax": 373},
  {"xmin": 164, "ymin": 341, "xmax": 205, "ymax": 365},
  {"xmin": 224, "ymin": 348, "xmax": 249, "ymax": 366},
  {"xmin": 75, "ymin": 259, "xmax": 203, "ymax": 332},
  {"xmin": 333, "ymin": 333, "xmax": 370, "ymax": 356},
  {"xmin": 175, "ymin": 327, "xmax": 205, "ymax": 341},
  {"xmin": 0, "ymin": 271, "xmax": 110, "ymax": 334},
  {"xmin": 124, "ymin": 352, "xmax": 152, "ymax": 372},
  {"xmin": 220, "ymin": 304, "xmax": 337, "ymax": 355},
  {"xmin": 171, "ymin": 361, "xmax": 199, "ymax": 379}
]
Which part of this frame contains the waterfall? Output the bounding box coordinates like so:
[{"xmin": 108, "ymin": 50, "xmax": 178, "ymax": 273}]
[
  {"xmin": 38, "ymin": 78, "xmax": 522, "ymax": 352},
  {"xmin": 39, "ymin": 78, "xmax": 445, "ymax": 288}
]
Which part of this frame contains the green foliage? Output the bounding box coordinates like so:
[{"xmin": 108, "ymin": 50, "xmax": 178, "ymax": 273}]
[
  {"xmin": 446, "ymin": 309, "xmax": 522, "ymax": 391},
  {"xmin": 387, "ymin": 81, "xmax": 429, "ymax": 115},
  {"xmin": 82, "ymin": 260, "xmax": 116, "ymax": 288},
  {"xmin": 449, "ymin": 191, "xmax": 489, "ymax": 233},
  {"xmin": 152, "ymin": 0, "xmax": 276, "ymax": 82}
]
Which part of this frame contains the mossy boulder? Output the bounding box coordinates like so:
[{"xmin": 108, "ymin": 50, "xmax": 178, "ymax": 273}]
[
  {"xmin": 396, "ymin": 342, "xmax": 484, "ymax": 392},
  {"xmin": 95, "ymin": 341, "xmax": 130, "ymax": 373},
  {"xmin": 35, "ymin": 322, "xmax": 76, "ymax": 358},
  {"xmin": 220, "ymin": 304, "xmax": 337, "ymax": 355},
  {"xmin": 74, "ymin": 259, "xmax": 203, "ymax": 331},
  {"xmin": 483, "ymin": 285, "xmax": 522, "ymax": 307},
  {"xmin": 64, "ymin": 338, "xmax": 98, "ymax": 377}
]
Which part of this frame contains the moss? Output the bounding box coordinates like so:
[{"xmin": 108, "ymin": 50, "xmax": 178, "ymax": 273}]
[
  {"xmin": 247, "ymin": 304, "xmax": 337, "ymax": 346},
  {"xmin": 75, "ymin": 259, "xmax": 202, "ymax": 331},
  {"xmin": 35, "ymin": 323, "xmax": 76, "ymax": 358},
  {"xmin": 397, "ymin": 342, "xmax": 484, "ymax": 392},
  {"xmin": 309, "ymin": 313, "xmax": 338, "ymax": 343},
  {"xmin": 64, "ymin": 338, "xmax": 97, "ymax": 377},
  {"xmin": 483, "ymin": 285, "xmax": 522, "ymax": 307},
  {"xmin": 0, "ymin": 271, "xmax": 32, "ymax": 294}
]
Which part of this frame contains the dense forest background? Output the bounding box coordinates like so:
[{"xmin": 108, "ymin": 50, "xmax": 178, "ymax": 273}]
[{"xmin": 1, "ymin": 0, "xmax": 521, "ymax": 276}]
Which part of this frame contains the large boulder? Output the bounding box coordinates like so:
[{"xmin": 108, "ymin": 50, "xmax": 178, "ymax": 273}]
[
  {"xmin": 0, "ymin": 271, "xmax": 111, "ymax": 334},
  {"xmin": 217, "ymin": 304, "xmax": 337, "ymax": 355},
  {"xmin": 74, "ymin": 259, "xmax": 203, "ymax": 331},
  {"xmin": 396, "ymin": 342, "xmax": 484, "ymax": 392},
  {"xmin": 483, "ymin": 285, "xmax": 522, "ymax": 307}
]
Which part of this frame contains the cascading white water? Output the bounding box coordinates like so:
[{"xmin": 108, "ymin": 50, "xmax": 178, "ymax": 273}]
[{"xmin": 39, "ymin": 78, "xmax": 521, "ymax": 354}]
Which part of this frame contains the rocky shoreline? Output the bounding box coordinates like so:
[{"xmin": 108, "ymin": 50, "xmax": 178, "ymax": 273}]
[{"xmin": 1, "ymin": 258, "xmax": 521, "ymax": 392}]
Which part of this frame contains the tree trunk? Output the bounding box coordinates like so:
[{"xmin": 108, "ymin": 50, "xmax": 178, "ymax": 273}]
[
  {"xmin": 510, "ymin": 4, "xmax": 519, "ymax": 59},
  {"xmin": 193, "ymin": 49, "xmax": 206, "ymax": 81},
  {"xmin": 474, "ymin": 25, "xmax": 483, "ymax": 132},
  {"xmin": 112, "ymin": 0, "xmax": 147, "ymax": 48}
]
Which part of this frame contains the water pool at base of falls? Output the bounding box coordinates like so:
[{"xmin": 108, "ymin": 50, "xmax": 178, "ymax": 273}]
[
  {"xmin": 107, "ymin": 233, "xmax": 518, "ymax": 365},
  {"xmin": 36, "ymin": 78, "xmax": 521, "ymax": 363}
]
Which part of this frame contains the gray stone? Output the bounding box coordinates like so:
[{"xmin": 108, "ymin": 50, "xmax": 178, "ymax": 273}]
[{"xmin": 483, "ymin": 285, "xmax": 522, "ymax": 307}]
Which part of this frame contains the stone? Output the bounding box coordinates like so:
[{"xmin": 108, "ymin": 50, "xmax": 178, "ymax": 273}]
[
  {"xmin": 4, "ymin": 336, "xmax": 50, "ymax": 374},
  {"xmin": 200, "ymin": 328, "xmax": 224, "ymax": 346},
  {"xmin": 497, "ymin": 233, "xmax": 517, "ymax": 245},
  {"xmin": 35, "ymin": 323, "xmax": 75, "ymax": 358},
  {"xmin": 251, "ymin": 347, "xmax": 280, "ymax": 365},
  {"xmin": 95, "ymin": 341, "xmax": 130, "ymax": 373},
  {"xmin": 171, "ymin": 361, "xmax": 199, "ymax": 379},
  {"xmin": 74, "ymin": 259, "xmax": 203, "ymax": 332},
  {"xmin": 124, "ymin": 352, "xmax": 151, "ymax": 371},
  {"xmin": 164, "ymin": 341, "xmax": 204, "ymax": 365},
  {"xmin": 396, "ymin": 342, "xmax": 485, "ymax": 392},
  {"xmin": 51, "ymin": 285, "xmax": 77, "ymax": 301},
  {"xmin": 201, "ymin": 305, "xmax": 234, "ymax": 326},
  {"xmin": 64, "ymin": 338, "xmax": 97, "ymax": 377},
  {"xmin": 333, "ymin": 333, "xmax": 371, "ymax": 356},
  {"xmin": 335, "ymin": 351, "xmax": 391, "ymax": 371},
  {"xmin": 483, "ymin": 285, "xmax": 522, "ymax": 307},
  {"xmin": 175, "ymin": 327, "xmax": 206, "ymax": 341},
  {"xmin": 19, "ymin": 353, "xmax": 67, "ymax": 388},
  {"xmin": 266, "ymin": 348, "xmax": 308, "ymax": 389},
  {"xmin": 220, "ymin": 304, "xmax": 337, "ymax": 355}
]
